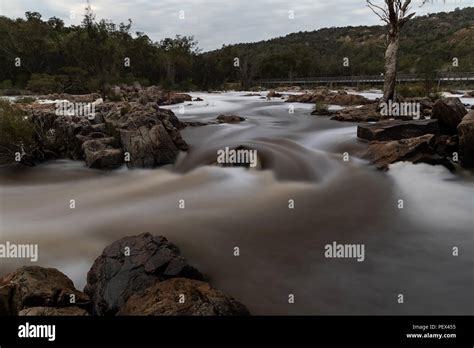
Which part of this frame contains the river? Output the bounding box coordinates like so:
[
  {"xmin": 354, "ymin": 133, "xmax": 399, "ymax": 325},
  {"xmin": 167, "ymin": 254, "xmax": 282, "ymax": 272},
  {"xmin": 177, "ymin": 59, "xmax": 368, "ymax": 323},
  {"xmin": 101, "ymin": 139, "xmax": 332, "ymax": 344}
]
[{"xmin": 1, "ymin": 91, "xmax": 473, "ymax": 315}]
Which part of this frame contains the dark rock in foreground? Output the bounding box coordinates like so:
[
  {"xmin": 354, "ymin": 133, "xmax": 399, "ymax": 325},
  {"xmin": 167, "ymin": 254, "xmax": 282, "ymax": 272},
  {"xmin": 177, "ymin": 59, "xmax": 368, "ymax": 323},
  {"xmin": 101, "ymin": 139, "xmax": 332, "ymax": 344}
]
[
  {"xmin": 117, "ymin": 278, "xmax": 250, "ymax": 316},
  {"xmin": 457, "ymin": 110, "xmax": 474, "ymax": 168},
  {"xmin": 19, "ymin": 306, "xmax": 89, "ymax": 316},
  {"xmin": 0, "ymin": 266, "xmax": 90, "ymax": 315},
  {"xmin": 357, "ymin": 119, "xmax": 439, "ymax": 141},
  {"xmin": 432, "ymin": 98, "xmax": 468, "ymax": 134},
  {"xmin": 84, "ymin": 233, "xmax": 204, "ymax": 316},
  {"xmin": 362, "ymin": 134, "xmax": 453, "ymax": 171}
]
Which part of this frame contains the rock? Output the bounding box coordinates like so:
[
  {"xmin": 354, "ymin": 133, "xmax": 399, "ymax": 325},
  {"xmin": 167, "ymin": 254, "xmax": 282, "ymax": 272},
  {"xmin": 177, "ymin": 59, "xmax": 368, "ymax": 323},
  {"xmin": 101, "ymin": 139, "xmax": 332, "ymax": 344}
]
[
  {"xmin": 267, "ymin": 90, "xmax": 282, "ymax": 98},
  {"xmin": 311, "ymin": 103, "xmax": 334, "ymax": 116},
  {"xmin": 433, "ymin": 135, "xmax": 458, "ymax": 158},
  {"xmin": 117, "ymin": 278, "xmax": 250, "ymax": 316},
  {"xmin": 286, "ymin": 90, "xmax": 371, "ymax": 106},
  {"xmin": 19, "ymin": 306, "xmax": 90, "ymax": 316},
  {"xmin": 462, "ymin": 91, "xmax": 474, "ymax": 98},
  {"xmin": 457, "ymin": 110, "xmax": 474, "ymax": 167},
  {"xmin": 242, "ymin": 93, "xmax": 261, "ymax": 97},
  {"xmin": 0, "ymin": 266, "xmax": 90, "ymax": 315},
  {"xmin": 217, "ymin": 115, "xmax": 246, "ymax": 124},
  {"xmin": 20, "ymin": 99, "xmax": 188, "ymax": 170},
  {"xmin": 102, "ymin": 102, "xmax": 188, "ymax": 168},
  {"xmin": 432, "ymin": 98, "xmax": 468, "ymax": 134},
  {"xmin": 330, "ymin": 103, "xmax": 382, "ymax": 122},
  {"xmin": 82, "ymin": 137, "xmax": 123, "ymax": 170},
  {"xmin": 84, "ymin": 233, "xmax": 204, "ymax": 316},
  {"xmin": 193, "ymin": 97, "xmax": 204, "ymax": 101},
  {"xmin": 357, "ymin": 119, "xmax": 439, "ymax": 141},
  {"xmin": 327, "ymin": 92, "xmax": 371, "ymax": 106},
  {"xmin": 183, "ymin": 121, "xmax": 217, "ymax": 127},
  {"xmin": 363, "ymin": 134, "xmax": 453, "ymax": 170}
]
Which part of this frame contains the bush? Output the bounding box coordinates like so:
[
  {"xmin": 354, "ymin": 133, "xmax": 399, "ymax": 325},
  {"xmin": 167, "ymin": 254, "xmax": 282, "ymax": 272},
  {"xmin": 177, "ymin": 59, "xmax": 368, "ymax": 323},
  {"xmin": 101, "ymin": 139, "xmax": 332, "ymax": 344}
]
[
  {"xmin": 0, "ymin": 100, "xmax": 36, "ymax": 164},
  {"xmin": 15, "ymin": 96, "xmax": 36, "ymax": 104},
  {"xmin": 27, "ymin": 74, "xmax": 57, "ymax": 94}
]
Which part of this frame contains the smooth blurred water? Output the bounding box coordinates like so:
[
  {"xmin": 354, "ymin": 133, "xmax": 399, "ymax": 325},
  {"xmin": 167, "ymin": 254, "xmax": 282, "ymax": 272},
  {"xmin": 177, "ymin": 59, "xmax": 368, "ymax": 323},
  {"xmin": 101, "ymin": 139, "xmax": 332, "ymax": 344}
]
[{"xmin": 1, "ymin": 92, "xmax": 473, "ymax": 315}]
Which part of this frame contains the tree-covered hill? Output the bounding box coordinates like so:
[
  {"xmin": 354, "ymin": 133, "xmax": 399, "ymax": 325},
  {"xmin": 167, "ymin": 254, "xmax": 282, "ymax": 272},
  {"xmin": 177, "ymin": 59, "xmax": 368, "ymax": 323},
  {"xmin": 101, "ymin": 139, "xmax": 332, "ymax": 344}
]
[{"xmin": 0, "ymin": 6, "xmax": 472, "ymax": 93}]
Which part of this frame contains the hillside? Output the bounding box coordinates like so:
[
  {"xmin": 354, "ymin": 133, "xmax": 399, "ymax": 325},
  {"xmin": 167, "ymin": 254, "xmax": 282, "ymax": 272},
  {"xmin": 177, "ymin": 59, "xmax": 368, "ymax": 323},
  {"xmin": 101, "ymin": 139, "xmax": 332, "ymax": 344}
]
[
  {"xmin": 202, "ymin": 7, "xmax": 474, "ymax": 85},
  {"xmin": 0, "ymin": 7, "xmax": 472, "ymax": 92}
]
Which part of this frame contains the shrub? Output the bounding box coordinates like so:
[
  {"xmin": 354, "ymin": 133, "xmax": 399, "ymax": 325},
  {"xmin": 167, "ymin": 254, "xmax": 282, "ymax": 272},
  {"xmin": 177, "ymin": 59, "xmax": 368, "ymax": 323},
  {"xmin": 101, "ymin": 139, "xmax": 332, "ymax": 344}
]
[
  {"xmin": 0, "ymin": 100, "xmax": 36, "ymax": 164},
  {"xmin": 15, "ymin": 96, "xmax": 36, "ymax": 104},
  {"xmin": 27, "ymin": 74, "xmax": 57, "ymax": 94}
]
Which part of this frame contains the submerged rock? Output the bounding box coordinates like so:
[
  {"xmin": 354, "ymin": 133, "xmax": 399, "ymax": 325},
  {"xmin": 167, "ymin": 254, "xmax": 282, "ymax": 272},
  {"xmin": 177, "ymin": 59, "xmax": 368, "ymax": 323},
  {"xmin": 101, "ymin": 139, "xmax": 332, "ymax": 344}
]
[
  {"xmin": 84, "ymin": 233, "xmax": 204, "ymax": 316},
  {"xmin": 217, "ymin": 114, "xmax": 246, "ymax": 124},
  {"xmin": 117, "ymin": 278, "xmax": 250, "ymax": 316}
]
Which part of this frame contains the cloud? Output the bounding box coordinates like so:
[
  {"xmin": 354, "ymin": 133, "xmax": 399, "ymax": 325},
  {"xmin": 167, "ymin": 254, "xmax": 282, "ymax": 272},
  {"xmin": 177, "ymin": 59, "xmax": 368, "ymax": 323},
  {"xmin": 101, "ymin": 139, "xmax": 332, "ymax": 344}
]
[{"xmin": 0, "ymin": 0, "xmax": 472, "ymax": 51}]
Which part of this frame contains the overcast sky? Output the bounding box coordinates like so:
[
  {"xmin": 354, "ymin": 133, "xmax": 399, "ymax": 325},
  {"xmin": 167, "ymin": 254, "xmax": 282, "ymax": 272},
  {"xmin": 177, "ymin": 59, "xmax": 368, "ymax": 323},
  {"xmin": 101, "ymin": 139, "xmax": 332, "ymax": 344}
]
[{"xmin": 0, "ymin": 0, "xmax": 472, "ymax": 51}]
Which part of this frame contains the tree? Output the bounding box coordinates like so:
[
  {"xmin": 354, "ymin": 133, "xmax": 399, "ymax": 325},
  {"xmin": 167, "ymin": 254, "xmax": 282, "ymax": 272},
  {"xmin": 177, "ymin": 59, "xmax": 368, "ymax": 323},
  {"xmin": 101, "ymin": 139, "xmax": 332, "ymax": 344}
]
[{"xmin": 367, "ymin": 0, "xmax": 425, "ymax": 101}]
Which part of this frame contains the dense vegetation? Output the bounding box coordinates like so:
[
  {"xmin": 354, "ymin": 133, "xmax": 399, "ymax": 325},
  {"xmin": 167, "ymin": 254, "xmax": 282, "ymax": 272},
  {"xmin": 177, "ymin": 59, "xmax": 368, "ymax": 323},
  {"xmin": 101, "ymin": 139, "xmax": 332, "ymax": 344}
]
[{"xmin": 0, "ymin": 6, "xmax": 472, "ymax": 93}]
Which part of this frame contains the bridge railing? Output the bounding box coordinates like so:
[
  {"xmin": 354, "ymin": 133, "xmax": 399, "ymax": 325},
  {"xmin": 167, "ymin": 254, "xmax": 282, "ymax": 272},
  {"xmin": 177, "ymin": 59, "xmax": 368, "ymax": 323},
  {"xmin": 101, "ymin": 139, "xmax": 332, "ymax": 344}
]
[{"xmin": 255, "ymin": 72, "xmax": 474, "ymax": 84}]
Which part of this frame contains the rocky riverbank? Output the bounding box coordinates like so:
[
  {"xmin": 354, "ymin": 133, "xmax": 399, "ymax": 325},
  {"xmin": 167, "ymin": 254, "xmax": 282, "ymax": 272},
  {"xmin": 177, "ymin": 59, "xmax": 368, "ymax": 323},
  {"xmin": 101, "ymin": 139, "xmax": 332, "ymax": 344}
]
[
  {"xmin": 0, "ymin": 233, "xmax": 250, "ymax": 316},
  {"xmin": 304, "ymin": 93, "xmax": 472, "ymax": 171}
]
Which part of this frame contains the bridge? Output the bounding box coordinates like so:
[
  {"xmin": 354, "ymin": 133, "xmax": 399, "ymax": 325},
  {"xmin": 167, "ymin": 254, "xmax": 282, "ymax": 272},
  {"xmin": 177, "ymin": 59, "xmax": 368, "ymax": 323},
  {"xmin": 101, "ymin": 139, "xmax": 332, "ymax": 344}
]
[{"xmin": 255, "ymin": 72, "xmax": 474, "ymax": 86}]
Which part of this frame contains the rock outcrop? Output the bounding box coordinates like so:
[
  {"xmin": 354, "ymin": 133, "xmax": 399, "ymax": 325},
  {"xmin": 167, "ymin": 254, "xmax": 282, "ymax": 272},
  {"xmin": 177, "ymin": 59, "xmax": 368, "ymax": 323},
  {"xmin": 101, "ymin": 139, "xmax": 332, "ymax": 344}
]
[
  {"xmin": 457, "ymin": 110, "xmax": 474, "ymax": 167},
  {"xmin": 84, "ymin": 233, "xmax": 204, "ymax": 316},
  {"xmin": 0, "ymin": 266, "xmax": 90, "ymax": 315},
  {"xmin": 117, "ymin": 278, "xmax": 250, "ymax": 316},
  {"xmin": 23, "ymin": 100, "xmax": 188, "ymax": 169},
  {"xmin": 357, "ymin": 119, "xmax": 439, "ymax": 141}
]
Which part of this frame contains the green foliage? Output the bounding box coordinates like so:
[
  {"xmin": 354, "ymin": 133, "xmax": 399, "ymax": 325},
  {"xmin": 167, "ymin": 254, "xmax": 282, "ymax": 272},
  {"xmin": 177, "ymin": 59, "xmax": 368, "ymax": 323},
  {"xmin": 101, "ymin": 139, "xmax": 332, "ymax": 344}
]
[
  {"xmin": 14, "ymin": 96, "xmax": 36, "ymax": 104},
  {"xmin": 0, "ymin": 99, "xmax": 35, "ymax": 164}
]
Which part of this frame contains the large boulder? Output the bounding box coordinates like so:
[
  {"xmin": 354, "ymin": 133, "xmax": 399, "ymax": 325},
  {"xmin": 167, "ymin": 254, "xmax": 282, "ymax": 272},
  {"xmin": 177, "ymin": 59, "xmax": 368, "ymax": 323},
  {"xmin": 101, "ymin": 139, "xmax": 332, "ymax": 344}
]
[
  {"xmin": 117, "ymin": 278, "xmax": 250, "ymax": 316},
  {"xmin": 0, "ymin": 266, "xmax": 90, "ymax": 315},
  {"xmin": 357, "ymin": 119, "xmax": 439, "ymax": 141},
  {"xmin": 457, "ymin": 110, "xmax": 474, "ymax": 167},
  {"xmin": 362, "ymin": 134, "xmax": 452, "ymax": 170},
  {"xmin": 432, "ymin": 98, "xmax": 467, "ymax": 134},
  {"xmin": 84, "ymin": 233, "xmax": 204, "ymax": 316}
]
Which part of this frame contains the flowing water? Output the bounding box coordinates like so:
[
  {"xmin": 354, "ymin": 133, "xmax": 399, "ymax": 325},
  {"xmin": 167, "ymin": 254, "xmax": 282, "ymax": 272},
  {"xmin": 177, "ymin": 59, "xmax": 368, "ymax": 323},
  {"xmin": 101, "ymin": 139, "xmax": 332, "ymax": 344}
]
[{"xmin": 1, "ymin": 92, "xmax": 473, "ymax": 315}]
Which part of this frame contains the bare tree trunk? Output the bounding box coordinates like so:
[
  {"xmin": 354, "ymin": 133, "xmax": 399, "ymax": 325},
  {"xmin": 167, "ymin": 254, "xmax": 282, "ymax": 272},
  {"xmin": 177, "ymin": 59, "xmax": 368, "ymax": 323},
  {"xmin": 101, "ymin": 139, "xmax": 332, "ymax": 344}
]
[{"xmin": 383, "ymin": 30, "xmax": 400, "ymax": 101}]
